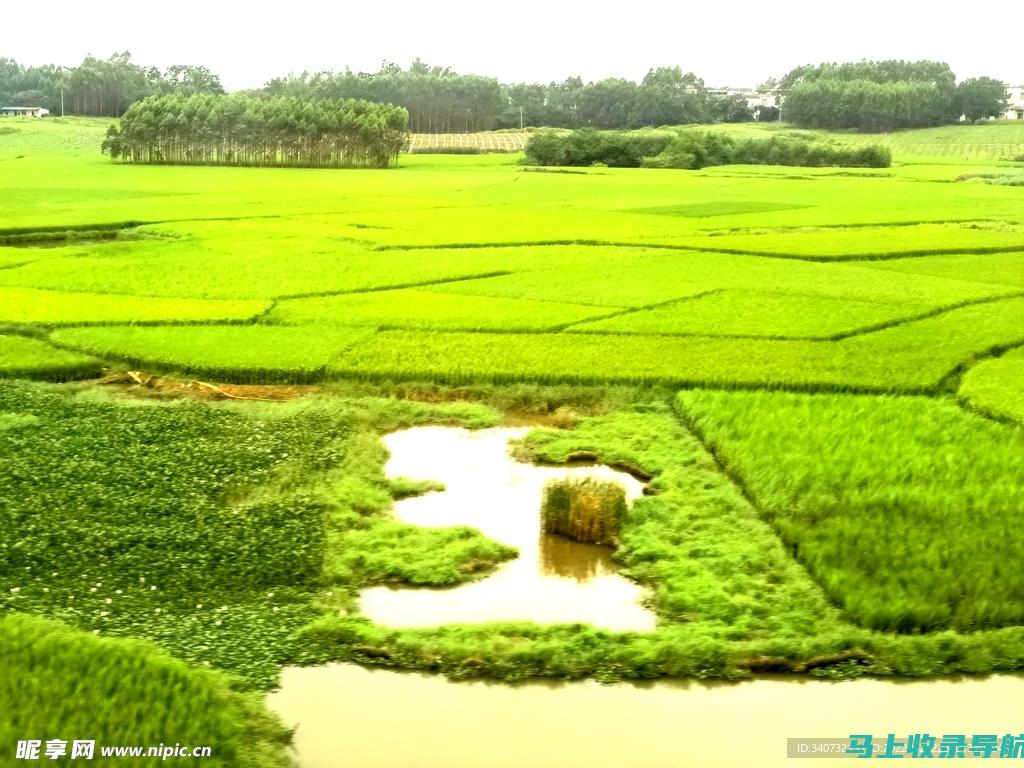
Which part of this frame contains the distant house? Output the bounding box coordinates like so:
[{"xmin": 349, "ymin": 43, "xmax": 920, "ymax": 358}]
[
  {"xmin": 1006, "ymin": 87, "xmax": 1024, "ymax": 120},
  {"xmin": 0, "ymin": 106, "xmax": 49, "ymax": 117},
  {"xmin": 707, "ymin": 86, "xmax": 780, "ymax": 119}
]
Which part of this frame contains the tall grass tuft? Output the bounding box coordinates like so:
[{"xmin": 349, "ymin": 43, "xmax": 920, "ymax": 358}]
[{"xmin": 541, "ymin": 477, "xmax": 626, "ymax": 546}]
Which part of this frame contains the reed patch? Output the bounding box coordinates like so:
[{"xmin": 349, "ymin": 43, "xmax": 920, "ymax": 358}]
[{"xmin": 541, "ymin": 477, "xmax": 626, "ymax": 546}]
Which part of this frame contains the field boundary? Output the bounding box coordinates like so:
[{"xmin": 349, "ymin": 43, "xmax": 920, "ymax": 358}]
[{"xmin": 374, "ymin": 238, "xmax": 1024, "ymax": 264}]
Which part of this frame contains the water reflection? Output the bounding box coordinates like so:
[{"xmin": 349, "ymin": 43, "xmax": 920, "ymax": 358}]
[
  {"xmin": 538, "ymin": 534, "xmax": 612, "ymax": 582},
  {"xmin": 357, "ymin": 426, "xmax": 656, "ymax": 632}
]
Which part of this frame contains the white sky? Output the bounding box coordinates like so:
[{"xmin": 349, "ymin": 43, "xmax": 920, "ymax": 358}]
[{"xmin": 4, "ymin": 0, "xmax": 1022, "ymax": 90}]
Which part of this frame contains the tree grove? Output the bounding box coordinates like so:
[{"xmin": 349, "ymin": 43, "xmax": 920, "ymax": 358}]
[{"xmin": 101, "ymin": 94, "xmax": 409, "ymax": 168}]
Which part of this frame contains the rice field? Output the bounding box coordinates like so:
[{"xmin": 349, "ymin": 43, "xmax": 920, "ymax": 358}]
[
  {"xmin": 0, "ymin": 287, "xmax": 268, "ymax": 325},
  {"xmin": 408, "ymin": 130, "xmax": 533, "ymax": 152},
  {"xmin": 677, "ymin": 390, "xmax": 1024, "ymax": 632},
  {"xmin": 407, "ymin": 122, "xmax": 1024, "ymax": 160},
  {"xmin": 682, "ymin": 121, "xmax": 1024, "ymax": 161},
  {"xmin": 324, "ymin": 297, "xmax": 1024, "ymax": 391},
  {"xmin": 3, "ymin": 115, "xmax": 1024, "ymax": 728},
  {"xmin": 828, "ymin": 122, "xmax": 1024, "ymax": 161},
  {"xmin": 959, "ymin": 346, "xmax": 1024, "ymax": 421},
  {"xmin": 0, "ymin": 334, "xmax": 101, "ymax": 380},
  {"xmin": 51, "ymin": 324, "xmax": 375, "ymax": 382}
]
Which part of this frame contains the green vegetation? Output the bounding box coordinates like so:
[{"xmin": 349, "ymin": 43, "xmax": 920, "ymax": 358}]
[
  {"xmin": 960, "ymin": 347, "xmax": 1024, "ymax": 422},
  {"xmin": 0, "ymin": 287, "xmax": 267, "ymax": 325},
  {"xmin": 524, "ymin": 129, "xmax": 674, "ymax": 167},
  {"xmin": 268, "ymin": 289, "xmax": 616, "ymax": 331},
  {"xmin": 301, "ymin": 401, "xmax": 1024, "ymax": 682},
  {"xmin": 103, "ymin": 94, "xmax": 409, "ymax": 167},
  {"xmin": 825, "ymin": 122, "xmax": 1024, "ymax": 160},
  {"xmin": 1, "ymin": 53, "xmax": 224, "ymax": 118},
  {"xmin": 780, "ymin": 60, "xmax": 1005, "ymax": 130},
  {"xmin": 540, "ymin": 478, "xmax": 626, "ymax": 546},
  {"xmin": 525, "ymin": 129, "xmax": 890, "ymax": 169},
  {"xmin": 0, "ymin": 334, "xmax": 101, "ymax": 380},
  {"xmin": 3, "ymin": 116, "xmax": 1024, "ymax": 719},
  {"xmin": 262, "ymin": 63, "xmax": 743, "ymax": 130},
  {"xmin": 568, "ymin": 291, "xmax": 908, "ymax": 338},
  {"xmin": 261, "ymin": 59, "xmax": 1008, "ymax": 132},
  {"xmin": 677, "ymin": 390, "xmax": 1024, "ymax": 631},
  {"xmin": 0, "ymin": 613, "xmax": 292, "ymax": 767},
  {"xmin": 857, "ymin": 251, "xmax": 1024, "ymax": 289},
  {"xmin": 51, "ymin": 325, "xmax": 374, "ymax": 382},
  {"xmin": 645, "ymin": 133, "xmax": 890, "ymax": 169},
  {"xmin": 681, "ymin": 223, "xmax": 1024, "ymax": 260},
  {"xmin": 0, "ymin": 380, "xmax": 511, "ymax": 694},
  {"xmin": 326, "ymin": 297, "xmax": 1024, "ymax": 391}
]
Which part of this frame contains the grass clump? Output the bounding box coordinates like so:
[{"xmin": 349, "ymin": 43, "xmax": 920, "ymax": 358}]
[{"xmin": 541, "ymin": 477, "xmax": 626, "ymax": 546}]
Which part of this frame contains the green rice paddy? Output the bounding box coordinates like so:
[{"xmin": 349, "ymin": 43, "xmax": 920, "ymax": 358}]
[{"xmin": 2, "ymin": 116, "xmax": 1024, "ymax": 765}]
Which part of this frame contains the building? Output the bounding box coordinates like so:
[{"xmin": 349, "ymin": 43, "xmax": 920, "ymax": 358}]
[
  {"xmin": 707, "ymin": 87, "xmax": 780, "ymax": 119},
  {"xmin": 1006, "ymin": 87, "xmax": 1024, "ymax": 120},
  {"xmin": 0, "ymin": 106, "xmax": 49, "ymax": 117}
]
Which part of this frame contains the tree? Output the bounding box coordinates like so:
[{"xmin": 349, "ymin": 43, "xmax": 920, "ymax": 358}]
[
  {"xmin": 634, "ymin": 68, "xmax": 708, "ymax": 126},
  {"xmin": 162, "ymin": 65, "xmax": 225, "ymax": 96},
  {"xmin": 9, "ymin": 89, "xmax": 47, "ymax": 107},
  {"xmin": 708, "ymin": 95, "xmax": 753, "ymax": 123},
  {"xmin": 777, "ymin": 60, "xmax": 1005, "ymax": 131},
  {"xmin": 0, "ymin": 53, "xmax": 226, "ymax": 117},
  {"xmin": 106, "ymin": 93, "xmax": 408, "ymax": 168},
  {"xmin": 953, "ymin": 77, "xmax": 1008, "ymax": 121}
]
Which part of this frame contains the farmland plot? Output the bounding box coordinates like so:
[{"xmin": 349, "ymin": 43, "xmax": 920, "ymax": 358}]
[{"xmin": 3, "ymin": 116, "xmax": 1024, "ymax": 695}]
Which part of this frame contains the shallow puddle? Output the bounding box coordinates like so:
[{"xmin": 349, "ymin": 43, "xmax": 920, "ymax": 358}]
[
  {"xmin": 268, "ymin": 662, "xmax": 1024, "ymax": 768},
  {"xmin": 357, "ymin": 426, "xmax": 656, "ymax": 632}
]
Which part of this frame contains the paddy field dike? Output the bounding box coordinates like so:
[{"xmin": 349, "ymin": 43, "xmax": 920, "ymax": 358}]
[{"xmin": 1, "ymin": 117, "xmax": 1023, "ymax": 766}]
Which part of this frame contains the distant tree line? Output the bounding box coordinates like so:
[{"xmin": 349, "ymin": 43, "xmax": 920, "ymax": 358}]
[
  {"xmin": 3, "ymin": 53, "xmax": 1011, "ymax": 134},
  {"xmin": 259, "ymin": 61, "xmax": 761, "ymax": 131},
  {"xmin": 0, "ymin": 53, "xmax": 224, "ymax": 117},
  {"xmin": 779, "ymin": 60, "xmax": 1008, "ymax": 131},
  {"xmin": 263, "ymin": 60, "xmax": 503, "ymax": 133},
  {"xmin": 101, "ymin": 93, "xmax": 408, "ymax": 168},
  {"xmin": 525, "ymin": 129, "xmax": 891, "ymax": 169}
]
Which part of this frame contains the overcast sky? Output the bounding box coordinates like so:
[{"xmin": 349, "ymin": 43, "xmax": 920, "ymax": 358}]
[{"xmin": 4, "ymin": 1, "xmax": 1022, "ymax": 90}]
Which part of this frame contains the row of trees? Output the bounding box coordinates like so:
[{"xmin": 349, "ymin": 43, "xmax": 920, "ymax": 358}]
[
  {"xmin": 260, "ymin": 62, "xmax": 761, "ymax": 131},
  {"xmin": 778, "ymin": 60, "xmax": 1008, "ymax": 131},
  {"xmin": 0, "ymin": 53, "xmax": 224, "ymax": 117},
  {"xmin": 4, "ymin": 54, "xmax": 1011, "ymax": 133},
  {"xmin": 524, "ymin": 129, "xmax": 891, "ymax": 169},
  {"xmin": 101, "ymin": 93, "xmax": 408, "ymax": 168},
  {"xmin": 264, "ymin": 61, "xmax": 502, "ymax": 133}
]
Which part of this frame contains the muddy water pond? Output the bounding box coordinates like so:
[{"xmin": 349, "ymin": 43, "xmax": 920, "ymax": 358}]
[
  {"xmin": 358, "ymin": 426, "xmax": 655, "ymax": 632},
  {"xmin": 268, "ymin": 663, "xmax": 1024, "ymax": 768}
]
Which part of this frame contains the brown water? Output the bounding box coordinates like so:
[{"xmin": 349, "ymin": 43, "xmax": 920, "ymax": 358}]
[
  {"xmin": 358, "ymin": 426, "xmax": 655, "ymax": 632},
  {"xmin": 267, "ymin": 662, "xmax": 1023, "ymax": 768}
]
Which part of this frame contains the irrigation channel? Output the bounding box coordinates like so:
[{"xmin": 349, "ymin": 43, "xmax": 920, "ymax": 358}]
[{"xmin": 267, "ymin": 426, "xmax": 1024, "ymax": 767}]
